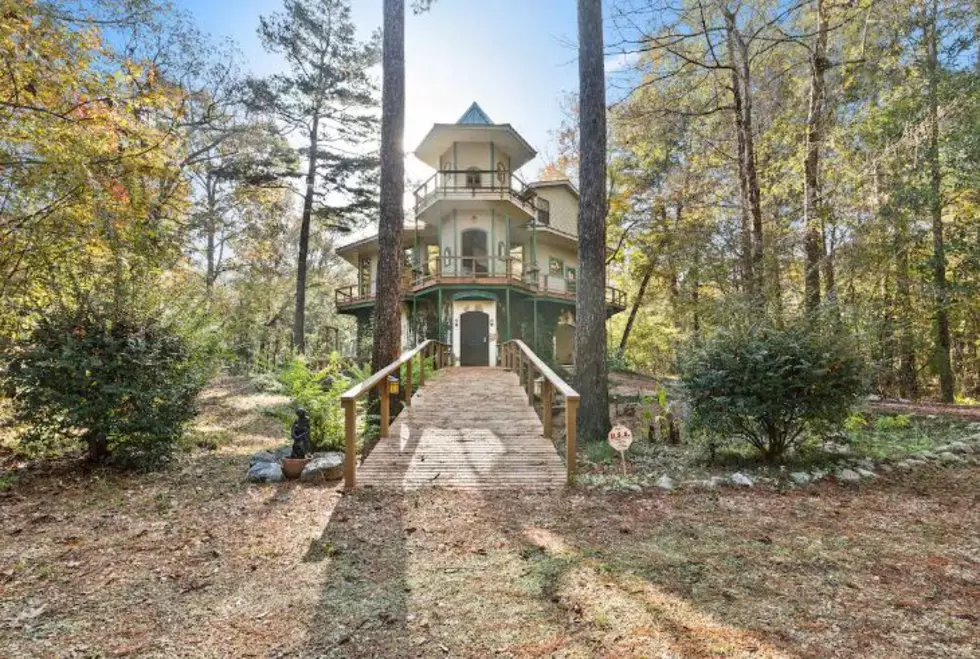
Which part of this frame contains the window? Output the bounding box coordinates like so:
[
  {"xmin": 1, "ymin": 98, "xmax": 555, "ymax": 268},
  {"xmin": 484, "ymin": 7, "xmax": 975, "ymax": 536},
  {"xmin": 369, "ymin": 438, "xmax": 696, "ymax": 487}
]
[
  {"xmin": 566, "ymin": 267, "xmax": 576, "ymax": 292},
  {"xmin": 465, "ymin": 166, "xmax": 481, "ymax": 188},
  {"xmin": 443, "ymin": 246, "xmax": 452, "ymax": 268},
  {"xmin": 461, "ymin": 229, "xmax": 488, "ymax": 274},
  {"xmin": 358, "ymin": 256, "xmax": 371, "ymax": 296},
  {"xmin": 549, "ymin": 257, "xmax": 564, "ymax": 276},
  {"xmin": 497, "ymin": 241, "xmax": 506, "ymax": 258},
  {"xmin": 536, "ymin": 198, "xmax": 550, "ymax": 225}
]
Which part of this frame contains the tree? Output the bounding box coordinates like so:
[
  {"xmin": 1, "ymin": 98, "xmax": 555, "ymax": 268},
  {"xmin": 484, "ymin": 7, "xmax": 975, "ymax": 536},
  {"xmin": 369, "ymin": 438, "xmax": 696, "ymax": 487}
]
[
  {"xmin": 251, "ymin": 0, "xmax": 379, "ymax": 354},
  {"xmin": 574, "ymin": 0, "xmax": 611, "ymax": 441},
  {"xmin": 372, "ymin": 0, "xmax": 406, "ymax": 373}
]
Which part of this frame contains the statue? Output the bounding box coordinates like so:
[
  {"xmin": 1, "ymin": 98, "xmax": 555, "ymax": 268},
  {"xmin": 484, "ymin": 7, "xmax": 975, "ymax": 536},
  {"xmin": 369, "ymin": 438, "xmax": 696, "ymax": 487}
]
[{"xmin": 290, "ymin": 408, "xmax": 311, "ymax": 459}]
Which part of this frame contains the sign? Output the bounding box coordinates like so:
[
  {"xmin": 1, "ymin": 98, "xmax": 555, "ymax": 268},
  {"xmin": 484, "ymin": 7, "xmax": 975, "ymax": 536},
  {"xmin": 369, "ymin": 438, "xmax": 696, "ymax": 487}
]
[
  {"xmin": 607, "ymin": 425, "xmax": 634, "ymax": 475},
  {"xmin": 607, "ymin": 424, "xmax": 634, "ymax": 452}
]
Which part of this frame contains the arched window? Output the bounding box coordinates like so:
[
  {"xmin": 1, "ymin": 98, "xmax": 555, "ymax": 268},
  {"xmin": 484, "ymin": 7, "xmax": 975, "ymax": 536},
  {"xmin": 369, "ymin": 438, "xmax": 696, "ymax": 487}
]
[{"xmin": 465, "ymin": 166, "xmax": 481, "ymax": 188}]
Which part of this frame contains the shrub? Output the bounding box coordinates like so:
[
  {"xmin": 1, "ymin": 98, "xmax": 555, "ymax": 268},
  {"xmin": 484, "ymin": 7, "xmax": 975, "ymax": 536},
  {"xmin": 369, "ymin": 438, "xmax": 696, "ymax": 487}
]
[
  {"xmin": 681, "ymin": 322, "xmax": 865, "ymax": 463},
  {"xmin": 3, "ymin": 308, "xmax": 205, "ymax": 467},
  {"xmin": 279, "ymin": 355, "xmax": 367, "ymax": 451}
]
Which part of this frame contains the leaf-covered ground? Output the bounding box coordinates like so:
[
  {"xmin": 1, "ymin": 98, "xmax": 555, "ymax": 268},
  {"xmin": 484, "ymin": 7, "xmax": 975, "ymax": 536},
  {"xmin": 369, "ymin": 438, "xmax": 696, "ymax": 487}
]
[{"xmin": 1, "ymin": 378, "xmax": 977, "ymax": 658}]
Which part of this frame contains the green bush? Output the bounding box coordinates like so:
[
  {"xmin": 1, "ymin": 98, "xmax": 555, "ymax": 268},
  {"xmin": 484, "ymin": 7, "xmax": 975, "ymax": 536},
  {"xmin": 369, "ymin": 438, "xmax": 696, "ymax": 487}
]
[
  {"xmin": 279, "ymin": 355, "xmax": 367, "ymax": 451},
  {"xmin": 3, "ymin": 308, "xmax": 205, "ymax": 467},
  {"xmin": 681, "ymin": 322, "xmax": 865, "ymax": 463}
]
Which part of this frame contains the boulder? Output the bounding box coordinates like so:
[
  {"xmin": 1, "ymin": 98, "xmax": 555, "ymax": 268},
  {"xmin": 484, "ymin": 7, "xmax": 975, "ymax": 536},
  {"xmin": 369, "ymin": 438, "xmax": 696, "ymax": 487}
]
[
  {"xmin": 789, "ymin": 472, "xmax": 811, "ymax": 485},
  {"xmin": 945, "ymin": 441, "xmax": 972, "ymax": 454},
  {"xmin": 249, "ymin": 450, "xmax": 278, "ymax": 466},
  {"xmin": 937, "ymin": 452, "xmax": 964, "ymax": 465},
  {"xmin": 836, "ymin": 468, "xmax": 861, "ymax": 484},
  {"xmin": 855, "ymin": 468, "xmax": 877, "ymax": 479},
  {"xmin": 656, "ymin": 474, "xmax": 675, "ymax": 491},
  {"xmin": 273, "ymin": 445, "xmax": 293, "ymax": 460},
  {"xmin": 856, "ymin": 459, "xmax": 876, "ymax": 472},
  {"xmin": 246, "ymin": 461, "xmax": 283, "ymax": 483},
  {"xmin": 300, "ymin": 453, "xmax": 345, "ymax": 482},
  {"xmin": 730, "ymin": 472, "xmax": 754, "ymax": 487}
]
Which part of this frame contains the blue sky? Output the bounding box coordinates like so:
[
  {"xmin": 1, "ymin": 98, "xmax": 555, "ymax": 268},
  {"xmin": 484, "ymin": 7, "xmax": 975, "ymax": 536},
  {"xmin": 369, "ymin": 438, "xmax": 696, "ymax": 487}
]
[{"xmin": 171, "ymin": 0, "xmax": 638, "ymax": 180}]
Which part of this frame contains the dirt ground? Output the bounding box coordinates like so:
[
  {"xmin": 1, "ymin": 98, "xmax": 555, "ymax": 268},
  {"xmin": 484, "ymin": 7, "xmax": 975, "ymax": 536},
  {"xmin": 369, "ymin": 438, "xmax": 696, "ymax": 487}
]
[{"xmin": 1, "ymin": 378, "xmax": 977, "ymax": 658}]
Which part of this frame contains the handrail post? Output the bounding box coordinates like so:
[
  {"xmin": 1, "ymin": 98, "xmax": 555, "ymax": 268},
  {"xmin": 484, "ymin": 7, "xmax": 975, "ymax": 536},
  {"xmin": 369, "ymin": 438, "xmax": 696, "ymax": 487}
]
[
  {"xmin": 343, "ymin": 398, "xmax": 356, "ymax": 489},
  {"xmin": 405, "ymin": 358, "xmax": 413, "ymax": 406},
  {"xmin": 565, "ymin": 397, "xmax": 578, "ymax": 484},
  {"xmin": 419, "ymin": 346, "xmax": 426, "ymax": 388},
  {"xmin": 378, "ymin": 381, "xmax": 390, "ymax": 438},
  {"xmin": 526, "ymin": 362, "xmax": 535, "ymax": 406},
  {"xmin": 542, "ymin": 380, "xmax": 553, "ymax": 439}
]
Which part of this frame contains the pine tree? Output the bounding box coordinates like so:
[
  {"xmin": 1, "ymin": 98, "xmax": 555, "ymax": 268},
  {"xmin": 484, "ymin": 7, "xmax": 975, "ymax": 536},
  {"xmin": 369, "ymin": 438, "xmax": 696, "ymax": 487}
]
[{"xmin": 250, "ymin": 0, "xmax": 380, "ymax": 353}]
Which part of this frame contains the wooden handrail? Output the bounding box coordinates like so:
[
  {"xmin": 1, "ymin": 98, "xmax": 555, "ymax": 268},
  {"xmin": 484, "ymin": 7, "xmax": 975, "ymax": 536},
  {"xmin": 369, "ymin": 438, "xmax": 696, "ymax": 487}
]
[
  {"xmin": 340, "ymin": 339, "xmax": 453, "ymax": 489},
  {"xmin": 501, "ymin": 339, "xmax": 579, "ymax": 484}
]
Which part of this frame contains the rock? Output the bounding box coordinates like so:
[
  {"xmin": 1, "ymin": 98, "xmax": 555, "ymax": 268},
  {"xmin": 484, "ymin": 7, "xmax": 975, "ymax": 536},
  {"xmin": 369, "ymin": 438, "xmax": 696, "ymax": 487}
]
[
  {"xmin": 246, "ymin": 461, "xmax": 283, "ymax": 483},
  {"xmin": 300, "ymin": 453, "xmax": 345, "ymax": 482},
  {"xmin": 810, "ymin": 469, "xmax": 827, "ymax": 481},
  {"xmin": 866, "ymin": 394, "xmax": 882, "ymax": 402},
  {"xmin": 836, "ymin": 468, "xmax": 861, "ymax": 484},
  {"xmin": 895, "ymin": 460, "xmax": 914, "ymax": 471},
  {"xmin": 855, "ymin": 468, "xmax": 877, "ymax": 479},
  {"xmin": 937, "ymin": 452, "xmax": 964, "ymax": 465},
  {"xmin": 916, "ymin": 451, "xmax": 937, "ymax": 460},
  {"xmin": 656, "ymin": 475, "xmax": 674, "ymax": 491},
  {"xmin": 730, "ymin": 472, "xmax": 754, "ymax": 487},
  {"xmin": 625, "ymin": 484, "xmax": 643, "ymax": 493},
  {"xmin": 249, "ymin": 450, "xmax": 277, "ymax": 466},
  {"xmin": 945, "ymin": 441, "xmax": 972, "ymax": 454},
  {"xmin": 273, "ymin": 445, "xmax": 293, "ymax": 459},
  {"xmin": 878, "ymin": 464, "xmax": 893, "ymax": 473},
  {"xmin": 789, "ymin": 472, "xmax": 811, "ymax": 485},
  {"xmin": 856, "ymin": 459, "xmax": 876, "ymax": 471}
]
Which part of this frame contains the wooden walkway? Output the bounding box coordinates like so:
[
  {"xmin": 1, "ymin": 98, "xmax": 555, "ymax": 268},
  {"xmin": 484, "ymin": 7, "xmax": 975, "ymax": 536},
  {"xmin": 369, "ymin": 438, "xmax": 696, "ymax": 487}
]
[{"xmin": 357, "ymin": 367, "xmax": 566, "ymax": 490}]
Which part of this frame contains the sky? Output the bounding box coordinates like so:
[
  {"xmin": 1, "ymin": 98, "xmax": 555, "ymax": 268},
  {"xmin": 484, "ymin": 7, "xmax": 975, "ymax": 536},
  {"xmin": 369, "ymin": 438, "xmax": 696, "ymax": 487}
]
[{"xmin": 171, "ymin": 0, "xmax": 638, "ymax": 183}]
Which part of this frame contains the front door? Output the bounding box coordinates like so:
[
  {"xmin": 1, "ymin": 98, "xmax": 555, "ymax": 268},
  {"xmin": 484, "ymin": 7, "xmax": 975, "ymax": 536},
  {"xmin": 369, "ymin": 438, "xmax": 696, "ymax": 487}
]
[{"xmin": 459, "ymin": 311, "xmax": 489, "ymax": 366}]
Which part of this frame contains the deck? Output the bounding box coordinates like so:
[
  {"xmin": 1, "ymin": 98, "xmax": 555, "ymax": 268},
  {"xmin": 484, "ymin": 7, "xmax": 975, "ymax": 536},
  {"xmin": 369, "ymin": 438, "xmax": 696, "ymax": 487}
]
[{"xmin": 357, "ymin": 367, "xmax": 566, "ymax": 490}]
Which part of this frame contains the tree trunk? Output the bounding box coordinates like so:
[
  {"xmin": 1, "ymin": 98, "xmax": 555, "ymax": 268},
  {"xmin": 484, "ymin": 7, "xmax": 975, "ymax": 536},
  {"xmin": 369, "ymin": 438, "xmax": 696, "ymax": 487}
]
[
  {"xmin": 803, "ymin": 0, "xmax": 828, "ymax": 316},
  {"xmin": 372, "ymin": 0, "xmax": 405, "ymax": 373},
  {"xmin": 619, "ymin": 262, "xmax": 653, "ymax": 353},
  {"xmin": 574, "ymin": 0, "xmax": 611, "ymax": 442},
  {"xmin": 293, "ymin": 114, "xmax": 319, "ymax": 354},
  {"xmin": 925, "ymin": 0, "xmax": 954, "ymax": 402},
  {"xmin": 724, "ymin": 13, "xmax": 758, "ymax": 299}
]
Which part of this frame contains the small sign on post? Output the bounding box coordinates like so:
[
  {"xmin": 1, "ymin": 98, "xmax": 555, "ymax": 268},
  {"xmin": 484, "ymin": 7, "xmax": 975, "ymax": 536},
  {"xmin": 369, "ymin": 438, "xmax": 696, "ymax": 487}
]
[{"xmin": 607, "ymin": 424, "xmax": 634, "ymax": 475}]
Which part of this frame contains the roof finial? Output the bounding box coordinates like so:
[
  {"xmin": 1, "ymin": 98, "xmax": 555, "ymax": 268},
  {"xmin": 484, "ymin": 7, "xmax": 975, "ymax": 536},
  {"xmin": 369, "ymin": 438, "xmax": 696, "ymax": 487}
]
[{"xmin": 457, "ymin": 102, "xmax": 493, "ymax": 125}]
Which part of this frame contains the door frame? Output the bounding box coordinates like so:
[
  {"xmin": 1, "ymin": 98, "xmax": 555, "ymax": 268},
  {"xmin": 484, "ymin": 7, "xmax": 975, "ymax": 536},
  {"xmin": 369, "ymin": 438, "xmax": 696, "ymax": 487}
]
[{"xmin": 451, "ymin": 299, "xmax": 497, "ymax": 365}]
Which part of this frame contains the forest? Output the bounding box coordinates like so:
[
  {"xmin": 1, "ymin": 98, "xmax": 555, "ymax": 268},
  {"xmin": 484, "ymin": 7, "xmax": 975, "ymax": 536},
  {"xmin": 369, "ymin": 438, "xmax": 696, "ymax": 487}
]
[{"xmin": 2, "ymin": 1, "xmax": 980, "ymax": 657}]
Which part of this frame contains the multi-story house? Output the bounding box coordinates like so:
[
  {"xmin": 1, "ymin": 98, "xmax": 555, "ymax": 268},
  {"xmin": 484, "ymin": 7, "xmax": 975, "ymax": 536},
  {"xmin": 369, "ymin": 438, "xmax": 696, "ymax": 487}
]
[{"xmin": 335, "ymin": 103, "xmax": 625, "ymax": 366}]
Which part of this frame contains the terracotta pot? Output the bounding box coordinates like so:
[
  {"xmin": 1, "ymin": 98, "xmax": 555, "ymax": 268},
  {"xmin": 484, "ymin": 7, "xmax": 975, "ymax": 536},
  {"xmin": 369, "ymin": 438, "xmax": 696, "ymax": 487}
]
[{"xmin": 281, "ymin": 457, "xmax": 312, "ymax": 480}]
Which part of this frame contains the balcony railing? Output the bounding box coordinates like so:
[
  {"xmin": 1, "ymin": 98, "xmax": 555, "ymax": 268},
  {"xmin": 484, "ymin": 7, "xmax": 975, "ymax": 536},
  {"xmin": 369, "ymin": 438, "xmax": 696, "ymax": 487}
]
[
  {"xmin": 336, "ymin": 259, "xmax": 627, "ymax": 310},
  {"xmin": 413, "ymin": 169, "xmax": 539, "ymax": 216}
]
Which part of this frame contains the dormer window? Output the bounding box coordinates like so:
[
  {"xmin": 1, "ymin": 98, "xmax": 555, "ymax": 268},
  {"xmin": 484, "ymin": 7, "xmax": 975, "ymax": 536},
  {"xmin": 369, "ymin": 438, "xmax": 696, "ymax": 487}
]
[
  {"xmin": 465, "ymin": 167, "xmax": 481, "ymax": 188},
  {"xmin": 536, "ymin": 198, "xmax": 550, "ymax": 225}
]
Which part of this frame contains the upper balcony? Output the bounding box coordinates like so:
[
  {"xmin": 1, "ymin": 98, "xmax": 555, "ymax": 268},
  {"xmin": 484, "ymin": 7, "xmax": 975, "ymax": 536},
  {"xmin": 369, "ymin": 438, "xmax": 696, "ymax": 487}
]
[{"xmin": 413, "ymin": 169, "xmax": 540, "ymax": 220}]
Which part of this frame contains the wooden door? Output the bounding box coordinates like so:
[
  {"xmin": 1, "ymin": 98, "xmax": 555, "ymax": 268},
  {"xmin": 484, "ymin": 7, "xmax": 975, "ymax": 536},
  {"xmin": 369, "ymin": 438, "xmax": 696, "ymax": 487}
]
[{"xmin": 459, "ymin": 311, "xmax": 489, "ymax": 366}]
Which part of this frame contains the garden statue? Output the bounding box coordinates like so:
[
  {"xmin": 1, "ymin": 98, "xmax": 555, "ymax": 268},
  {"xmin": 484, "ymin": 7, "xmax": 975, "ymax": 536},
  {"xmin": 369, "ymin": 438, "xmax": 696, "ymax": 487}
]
[{"xmin": 290, "ymin": 408, "xmax": 310, "ymax": 459}]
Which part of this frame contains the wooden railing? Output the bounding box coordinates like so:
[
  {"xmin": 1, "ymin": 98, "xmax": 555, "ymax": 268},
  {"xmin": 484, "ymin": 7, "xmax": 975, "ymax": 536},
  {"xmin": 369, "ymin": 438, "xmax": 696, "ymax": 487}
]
[
  {"xmin": 413, "ymin": 169, "xmax": 538, "ymax": 216},
  {"xmin": 501, "ymin": 339, "xmax": 579, "ymax": 484},
  {"xmin": 340, "ymin": 339, "xmax": 453, "ymax": 489},
  {"xmin": 337, "ymin": 266, "xmax": 626, "ymax": 310}
]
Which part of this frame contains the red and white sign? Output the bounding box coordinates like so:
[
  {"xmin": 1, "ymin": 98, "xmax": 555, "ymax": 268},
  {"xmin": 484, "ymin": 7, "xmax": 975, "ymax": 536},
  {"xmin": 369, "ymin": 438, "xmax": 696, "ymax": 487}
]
[{"xmin": 607, "ymin": 424, "xmax": 634, "ymax": 453}]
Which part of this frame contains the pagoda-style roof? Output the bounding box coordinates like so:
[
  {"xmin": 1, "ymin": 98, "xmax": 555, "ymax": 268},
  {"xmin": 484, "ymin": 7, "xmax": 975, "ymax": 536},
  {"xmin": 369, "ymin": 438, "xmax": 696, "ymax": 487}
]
[{"xmin": 413, "ymin": 102, "xmax": 536, "ymax": 170}]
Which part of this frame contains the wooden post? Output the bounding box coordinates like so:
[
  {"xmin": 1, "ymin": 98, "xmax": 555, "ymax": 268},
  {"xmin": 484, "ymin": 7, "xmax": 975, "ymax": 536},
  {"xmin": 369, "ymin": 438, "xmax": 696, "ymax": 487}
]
[
  {"xmin": 343, "ymin": 399, "xmax": 356, "ymax": 489},
  {"xmin": 378, "ymin": 381, "xmax": 390, "ymax": 438},
  {"xmin": 419, "ymin": 349, "xmax": 425, "ymax": 387},
  {"xmin": 565, "ymin": 397, "xmax": 578, "ymax": 485},
  {"xmin": 436, "ymin": 342, "xmax": 442, "ymax": 369},
  {"xmin": 405, "ymin": 359, "xmax": 413, "ymax": 406},
  {"xmin": 526, "ymin": 363, "xmax": 534, "ymax": 406},
  {"xmin": 542, "ymin": 380, "xmax": 553, "ymax": 438}
]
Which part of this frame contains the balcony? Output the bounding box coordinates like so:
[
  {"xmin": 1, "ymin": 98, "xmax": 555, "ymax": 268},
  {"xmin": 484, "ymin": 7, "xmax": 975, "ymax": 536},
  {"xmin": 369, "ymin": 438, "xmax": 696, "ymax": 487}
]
[
  {"xmin": 335, "ymin": 256, "xmax": 626, "ymax": 311},
  {"xmin": 413, "ymin": 169, "xmax": 539, "ymax": 218}
]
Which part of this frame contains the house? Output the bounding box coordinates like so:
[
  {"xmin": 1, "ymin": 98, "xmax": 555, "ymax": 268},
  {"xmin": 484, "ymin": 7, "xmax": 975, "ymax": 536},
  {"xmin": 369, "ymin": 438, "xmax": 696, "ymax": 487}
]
[{"xmin": 334, "ymin": 103, "xmax": 626, "ymax": 366}]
